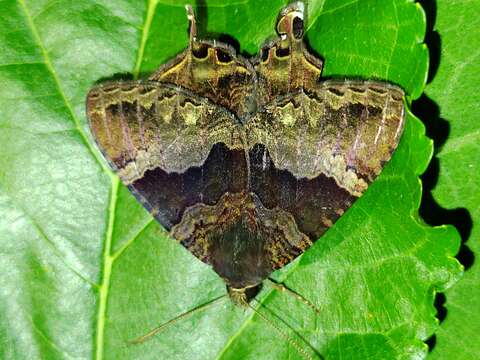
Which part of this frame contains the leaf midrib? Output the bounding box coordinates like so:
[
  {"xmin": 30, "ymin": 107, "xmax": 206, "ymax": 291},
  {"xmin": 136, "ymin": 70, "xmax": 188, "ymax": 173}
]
[{"xmin": 15, "ymin": 1, "xmax": 158, "ymax": 359}]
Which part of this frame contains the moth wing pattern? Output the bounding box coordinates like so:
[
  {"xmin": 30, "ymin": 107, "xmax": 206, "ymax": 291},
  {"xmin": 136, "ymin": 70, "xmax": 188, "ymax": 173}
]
[
  {"xmin": 86, "ymin": 81, "xmax": 243, "ymax": 186},
  {"xmin": 85, "ymin": 1, "xmax": 408, "ymax": 305},
  {"xmin": 246, "ymin": 80, "xmax": 405, "ymax": 197}
]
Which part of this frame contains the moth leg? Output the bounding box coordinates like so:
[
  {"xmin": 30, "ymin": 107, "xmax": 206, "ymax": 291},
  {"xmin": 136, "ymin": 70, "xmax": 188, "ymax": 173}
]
[
  {"xmin": 129, "ymin": 295, "xmax": 227, "ymax": 344},
  {"xmin": 249, "ymin": 298, "xmax": 318, "ymax": 360},
  {"xmin": 266, "ymin": 278, "xmax": 320, "ymax": 314}
]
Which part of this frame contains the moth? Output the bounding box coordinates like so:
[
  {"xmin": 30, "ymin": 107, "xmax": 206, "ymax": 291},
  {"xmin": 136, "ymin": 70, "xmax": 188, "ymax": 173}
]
[{"xmin": 87, "ymin": 1, "xmax": 405, "ymax": 351}]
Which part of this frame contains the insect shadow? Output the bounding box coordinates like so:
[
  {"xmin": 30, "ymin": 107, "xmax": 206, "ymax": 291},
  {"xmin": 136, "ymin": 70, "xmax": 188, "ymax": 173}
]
[
  {"xmin": 92, "ymin": 73, "xmax": 134, "ymax": 85},
  {"xmin": 194, "ymin": 0, "xmax": 244, "ymax": 56}
]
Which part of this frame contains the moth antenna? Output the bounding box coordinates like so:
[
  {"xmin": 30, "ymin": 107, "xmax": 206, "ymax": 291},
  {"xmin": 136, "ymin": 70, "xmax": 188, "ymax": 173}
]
[
  {"xmin": 246, "ymin": 299, "xmax": 320, "ymax": 360},
  {"xmin": 129, "ymin": 294, "xmax": 227, "ymax": 345},
  {"xmin": 266, "ymin": 278, "xmax": 321, "ymax": 314},
  {"xmin": 185, "ymin": 4, "xmax": 197, "ymax": 45}
]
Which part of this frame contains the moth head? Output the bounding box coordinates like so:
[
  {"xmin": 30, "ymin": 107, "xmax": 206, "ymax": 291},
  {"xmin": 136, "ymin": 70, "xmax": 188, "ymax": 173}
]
[
  {"xmin": 276, "ymin": 1, "xmax": 305, "ymax": 42},
  {"xmin": 272, "ymin": 2, "xmax": 309, "ymax": 61},
  {"xmin": 255, "ymin": 1, "xmax": 322, "ymax": 92}
]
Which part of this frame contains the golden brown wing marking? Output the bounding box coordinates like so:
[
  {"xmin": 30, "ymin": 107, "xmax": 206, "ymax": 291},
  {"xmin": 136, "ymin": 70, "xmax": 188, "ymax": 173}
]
[
  {"xmin": 87, "ymin": 82, "xmax": 243, "ymax": 185},
  {"xmin": 246, "ymin": 81, "xmax": 405, "ymax": 196}
]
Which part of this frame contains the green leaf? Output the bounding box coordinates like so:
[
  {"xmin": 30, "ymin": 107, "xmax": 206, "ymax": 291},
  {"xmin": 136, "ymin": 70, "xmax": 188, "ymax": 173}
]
[
  {"xmin": 421, "ymin": 0, "xmax": 480, "ymax": 358},
  {"xmin": 0, "ymin": 0, "xmax": 461, "ymax": 359}
]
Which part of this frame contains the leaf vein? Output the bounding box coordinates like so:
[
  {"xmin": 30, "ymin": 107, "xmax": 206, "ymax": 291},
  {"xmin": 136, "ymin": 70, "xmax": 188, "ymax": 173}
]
[
  {"xmin": 0, "ymin": 186, "xmax": 97, "ymax": 287},
  {"xmin": 111, "ymin": 218, "xmax": 155, "ymax": 262},
  {"xmin": 17, "ymin": 0, "xmax": 112, "ymax": 176}
]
